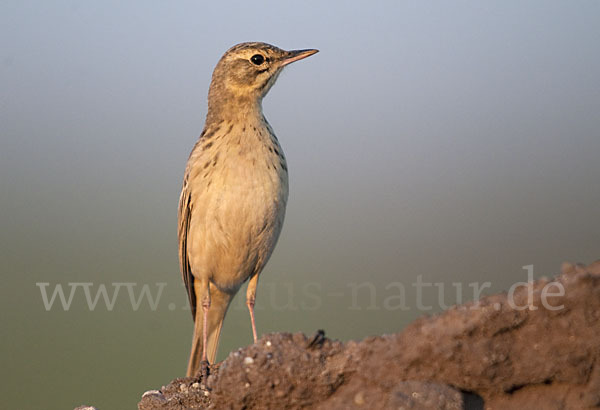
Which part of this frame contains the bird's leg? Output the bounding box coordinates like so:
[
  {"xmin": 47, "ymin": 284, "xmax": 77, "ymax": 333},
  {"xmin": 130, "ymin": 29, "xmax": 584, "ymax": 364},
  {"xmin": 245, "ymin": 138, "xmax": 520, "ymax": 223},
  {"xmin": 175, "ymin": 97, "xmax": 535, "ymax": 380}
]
[
  {"xmin": 246, "ymin": 273, "xmax": 260, "ymax": 343},
  {"xmin": 199, "ymin": 299, "xmax": 210, "ymax": 382},
  {"xmin": 196, "ymin": 279, "xmax": 211, "ymax": 381},
  {"xmin": 201, "ymin": 298, "xmax": 210, "ymax": 362}
]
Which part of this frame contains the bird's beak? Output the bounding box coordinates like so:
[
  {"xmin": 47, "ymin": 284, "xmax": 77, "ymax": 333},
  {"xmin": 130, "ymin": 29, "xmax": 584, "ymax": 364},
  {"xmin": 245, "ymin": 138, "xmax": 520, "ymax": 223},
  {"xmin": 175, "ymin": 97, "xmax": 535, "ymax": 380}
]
[{"xmin": 280, "ymin": 49, "xmax": 319, "ymax": 67}]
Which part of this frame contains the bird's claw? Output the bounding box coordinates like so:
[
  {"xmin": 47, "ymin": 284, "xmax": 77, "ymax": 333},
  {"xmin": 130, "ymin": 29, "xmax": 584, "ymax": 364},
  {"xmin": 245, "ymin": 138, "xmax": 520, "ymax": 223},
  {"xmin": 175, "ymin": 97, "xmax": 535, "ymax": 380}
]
[{"xmin": 198, "ymin": 360, "xmax": 210, "ymax": 383}]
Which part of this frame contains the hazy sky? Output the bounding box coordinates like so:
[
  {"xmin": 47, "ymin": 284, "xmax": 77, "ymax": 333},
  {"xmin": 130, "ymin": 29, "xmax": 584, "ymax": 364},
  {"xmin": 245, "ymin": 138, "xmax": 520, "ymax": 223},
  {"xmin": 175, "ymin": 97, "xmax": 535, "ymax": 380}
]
[{"xmin": 1, "ymin": 1, "xmax": 599, "ymax": 408}]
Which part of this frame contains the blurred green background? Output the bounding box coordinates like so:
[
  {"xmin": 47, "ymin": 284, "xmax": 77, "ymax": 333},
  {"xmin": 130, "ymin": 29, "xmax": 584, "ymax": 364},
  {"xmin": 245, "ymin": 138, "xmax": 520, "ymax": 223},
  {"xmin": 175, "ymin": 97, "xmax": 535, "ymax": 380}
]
[{"xmin": 1, "ymin": 1, "xmax": 599, "ymax": 409}]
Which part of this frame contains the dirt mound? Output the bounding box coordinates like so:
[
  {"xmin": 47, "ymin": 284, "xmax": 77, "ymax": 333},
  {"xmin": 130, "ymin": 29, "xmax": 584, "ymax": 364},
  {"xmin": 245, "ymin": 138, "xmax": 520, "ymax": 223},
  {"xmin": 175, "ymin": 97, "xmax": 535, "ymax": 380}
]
[{"xmin": 137, "ymin": 261, "xmax": 600, "ymax": 409}]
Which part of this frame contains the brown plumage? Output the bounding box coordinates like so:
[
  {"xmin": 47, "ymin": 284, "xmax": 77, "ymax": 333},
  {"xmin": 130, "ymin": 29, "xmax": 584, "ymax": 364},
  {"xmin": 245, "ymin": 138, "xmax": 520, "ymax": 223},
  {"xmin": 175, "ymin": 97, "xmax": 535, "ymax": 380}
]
[{"xmin": 178, "ymin": 42, "xmax": 318, "ymax": 377}]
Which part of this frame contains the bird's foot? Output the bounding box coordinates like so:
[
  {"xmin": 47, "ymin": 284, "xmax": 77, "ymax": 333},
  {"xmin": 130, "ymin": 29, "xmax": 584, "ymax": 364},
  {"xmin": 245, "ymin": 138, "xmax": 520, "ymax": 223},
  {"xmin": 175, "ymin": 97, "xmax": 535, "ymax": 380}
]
[{"xmin": 197, "ymin": 360, "xmax": 210, "ymax": 385}]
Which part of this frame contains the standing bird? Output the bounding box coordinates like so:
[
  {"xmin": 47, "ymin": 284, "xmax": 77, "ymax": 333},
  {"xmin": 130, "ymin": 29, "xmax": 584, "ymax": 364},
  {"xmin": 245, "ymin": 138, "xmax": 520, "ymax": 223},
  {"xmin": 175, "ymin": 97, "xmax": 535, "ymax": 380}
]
[{"xmin": 178, "ymin": 42, "xmax": 318, "ymax": 377}]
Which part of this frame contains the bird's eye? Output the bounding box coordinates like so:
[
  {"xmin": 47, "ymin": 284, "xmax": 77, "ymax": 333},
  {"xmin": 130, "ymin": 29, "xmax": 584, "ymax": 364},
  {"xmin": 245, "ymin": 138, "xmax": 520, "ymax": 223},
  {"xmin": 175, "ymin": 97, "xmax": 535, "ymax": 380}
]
[{"xmin": 250, "ymin": 54, "xmax": 265, "ymax": 65}]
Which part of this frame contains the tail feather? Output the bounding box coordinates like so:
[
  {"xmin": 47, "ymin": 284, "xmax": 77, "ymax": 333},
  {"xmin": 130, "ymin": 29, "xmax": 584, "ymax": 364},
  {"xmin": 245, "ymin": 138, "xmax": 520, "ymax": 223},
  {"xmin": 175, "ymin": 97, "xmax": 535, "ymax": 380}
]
[{"xmin": 186, "ymin": 287, "xmax": 233, "ymax": 377}]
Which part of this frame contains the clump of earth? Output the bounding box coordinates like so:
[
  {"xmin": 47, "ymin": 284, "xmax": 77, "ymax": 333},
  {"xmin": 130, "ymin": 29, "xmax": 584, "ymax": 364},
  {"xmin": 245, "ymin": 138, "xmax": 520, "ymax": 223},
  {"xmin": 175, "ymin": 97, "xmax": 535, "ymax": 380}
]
[{"xmin": 126, "ymin": 260, "xmax": 600, "ymax": 409}]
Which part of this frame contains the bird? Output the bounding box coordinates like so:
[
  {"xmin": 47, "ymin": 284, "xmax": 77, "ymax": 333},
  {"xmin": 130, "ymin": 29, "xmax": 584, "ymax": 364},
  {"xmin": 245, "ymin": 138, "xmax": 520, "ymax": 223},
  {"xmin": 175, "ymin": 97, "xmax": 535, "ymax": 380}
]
[{"xmin": 178, "ymin": 42, "xmax": 318, "ymax": 377}]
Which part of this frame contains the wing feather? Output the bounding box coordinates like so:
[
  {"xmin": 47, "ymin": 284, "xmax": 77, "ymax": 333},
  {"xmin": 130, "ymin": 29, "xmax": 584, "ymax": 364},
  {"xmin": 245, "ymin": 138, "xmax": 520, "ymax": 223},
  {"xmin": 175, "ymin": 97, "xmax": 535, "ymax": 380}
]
[{"xmin": 178, "ymin": 173, "xmax": 196, "ymax": 320}]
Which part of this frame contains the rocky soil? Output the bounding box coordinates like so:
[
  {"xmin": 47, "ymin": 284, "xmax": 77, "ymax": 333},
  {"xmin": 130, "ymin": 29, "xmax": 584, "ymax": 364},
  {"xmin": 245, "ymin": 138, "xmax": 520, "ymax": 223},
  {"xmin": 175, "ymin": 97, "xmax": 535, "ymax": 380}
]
[{"xmin": 133, "ymin": 260, "xmax": 600, "ymax": 409}]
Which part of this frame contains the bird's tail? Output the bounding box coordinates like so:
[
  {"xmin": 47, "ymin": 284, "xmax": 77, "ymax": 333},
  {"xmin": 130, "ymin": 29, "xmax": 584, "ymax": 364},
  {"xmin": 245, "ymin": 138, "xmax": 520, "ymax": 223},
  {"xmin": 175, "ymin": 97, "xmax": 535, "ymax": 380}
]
[{"xmin": 186, "ymin": 287, "xmax": 233, "ymax": 377}]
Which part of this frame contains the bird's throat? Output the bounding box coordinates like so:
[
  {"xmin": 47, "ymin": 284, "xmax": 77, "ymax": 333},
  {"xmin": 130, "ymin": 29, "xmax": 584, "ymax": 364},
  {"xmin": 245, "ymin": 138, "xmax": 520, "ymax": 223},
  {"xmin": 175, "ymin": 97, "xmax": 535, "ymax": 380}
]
[{"xmin": 207, "ymin": 90, "xmax": 264, "ymax": 125}]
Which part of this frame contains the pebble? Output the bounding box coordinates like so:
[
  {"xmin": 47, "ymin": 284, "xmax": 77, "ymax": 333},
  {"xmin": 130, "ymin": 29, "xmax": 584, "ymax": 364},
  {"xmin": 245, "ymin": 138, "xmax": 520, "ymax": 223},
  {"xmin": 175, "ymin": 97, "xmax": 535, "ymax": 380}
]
[
  {"xmin": 141, "ymin": 390, "xmax": 164, "ymax": 399},
  {"xmin": 192, "ymin": 382, "xmax": 200, "ymax": 389},
  {"xmin": 139, "ymin": 390, "xmax": 167, "ymax": 405},
  {"xmin": 354, "ymin": 391, "xmax": 365, "ymax": 405},
  {"xmin": 244, "ymin": 356, "xmax": 254, "ymax": 365}
]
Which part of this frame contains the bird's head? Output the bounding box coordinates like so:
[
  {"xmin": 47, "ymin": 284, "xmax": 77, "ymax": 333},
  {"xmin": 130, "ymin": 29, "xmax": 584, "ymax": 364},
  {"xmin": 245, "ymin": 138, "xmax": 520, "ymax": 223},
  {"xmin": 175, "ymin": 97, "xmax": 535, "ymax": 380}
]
[{"xmin": 207, "ymin": 42, "xmax": 318, "ymax": 119}]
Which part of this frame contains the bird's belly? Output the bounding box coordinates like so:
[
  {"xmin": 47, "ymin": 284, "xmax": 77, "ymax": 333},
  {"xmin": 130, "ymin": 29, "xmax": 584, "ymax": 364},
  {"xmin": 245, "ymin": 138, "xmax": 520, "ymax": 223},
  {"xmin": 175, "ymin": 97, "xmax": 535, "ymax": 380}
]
[{"xmin": 188, "ymin": 161, "xmax": 288, "ymax": 292}]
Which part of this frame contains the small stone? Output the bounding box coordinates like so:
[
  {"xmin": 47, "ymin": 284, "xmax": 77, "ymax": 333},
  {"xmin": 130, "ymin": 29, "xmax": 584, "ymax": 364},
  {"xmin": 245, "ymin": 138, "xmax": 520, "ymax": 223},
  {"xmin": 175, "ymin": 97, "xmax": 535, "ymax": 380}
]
[
  {"xmin": 138, "ymin": 390, "xmax": 167, "ymax": 406},
  {"xmin": 141, "ymin": 390, "xmax": 164, "ymax": 399},
  {"xmin": 192, "ymin": 382, "xmax": 200, "ymax": 389},
  {"xmin": 244, "ymin": 356, "xmax": 254, "ymax": 365},
  {"xmin": 245, "ymin": 382, "xmax": 250, "ymax": 388},
  {"xmin": 179, "ymin": 383, "xmax": 188, "ymax": 392},
  {"xmin": 266, "ymin": 340, "xmax": 272, "ymax": 346},
  {"xmin": 354, "ymin": 391, "xmax": 365, "ymax": 405}
]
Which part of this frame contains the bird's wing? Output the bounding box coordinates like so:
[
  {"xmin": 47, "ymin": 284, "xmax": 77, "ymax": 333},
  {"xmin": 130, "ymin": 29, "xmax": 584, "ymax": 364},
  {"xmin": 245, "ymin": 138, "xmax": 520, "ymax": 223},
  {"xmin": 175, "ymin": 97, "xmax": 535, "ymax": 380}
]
[{"xmin": 178, "ymin": 171, "xmax": 197, "ymax": 320}]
